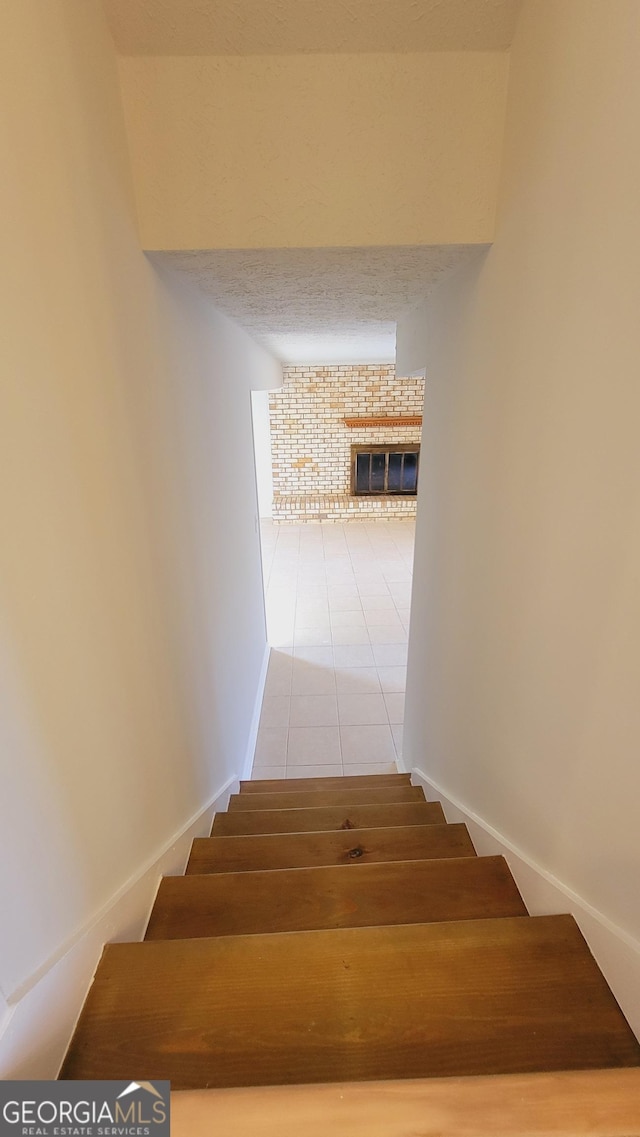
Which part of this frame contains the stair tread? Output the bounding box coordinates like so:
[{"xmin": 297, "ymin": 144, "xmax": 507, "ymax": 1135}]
[
  {"xmin": 241, "ymin": 773, "xmax": 410, "ymax": 794},
  {"xmin": 170, "ymin": 1069, "xmax": 640, "ymax": 1137},
  {"xmin": 212, "ymin": 800, "xmax": 445, "ymax": 836},
  {"xmin": 146, "ymin": 856, "xmax": 528, "ymax": 939},
  {"xmin": 228, "ymin": 786, "xmax": 425, "ymax": 811},
  {"xmin": 61, "ymin": 915, "xmax": 640, "ymax": 1088},
  {"xmin": 187, "ymin": 823, "xmax": 477, "ymax": 873}
]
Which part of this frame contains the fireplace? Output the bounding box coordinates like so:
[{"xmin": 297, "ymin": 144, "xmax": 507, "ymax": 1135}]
[
  {"xmin": 269, "ymin": 364, "xmax": 424, "ymax": 521},
  {"xmin": 351, "ymin": 444, "xmax": 420, "ymax": 496}
]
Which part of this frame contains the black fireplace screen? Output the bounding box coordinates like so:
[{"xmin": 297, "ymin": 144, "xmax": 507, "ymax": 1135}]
[{"xmin": 351, "ymin": 444, "xmax": 420, "ymax": 496}]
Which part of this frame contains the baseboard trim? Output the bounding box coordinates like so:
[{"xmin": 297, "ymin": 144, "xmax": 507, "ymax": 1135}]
[
  {"xmin": 411, "ymin": 766, "xmax": 640, "ymax": 1040},
  {"xmin": 0, "ymin": 775, "xmax": 236, "ymax": 1079},
  {"xmin": 242, "ymin": 643, "xmax": 271, "ymax": 781}
]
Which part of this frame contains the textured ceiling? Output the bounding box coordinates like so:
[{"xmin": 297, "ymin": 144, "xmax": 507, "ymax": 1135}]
[
  {"xmin": 152, "ymin": 245, "xmax": 485, "ymax": 364},
  {"xmin": 103, "ymin": 0, "xmax": 522, "ymax": 56}
]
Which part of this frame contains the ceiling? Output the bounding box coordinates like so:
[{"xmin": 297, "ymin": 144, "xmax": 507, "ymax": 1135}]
[
  {"xmin": 152, "ymin": 246, "xmax": 486, "ymax": 364},
  {"xmin": 109, "ymin": 3, "xmax": 508, "ymax": 363},
  {"xmin": 103, "ymin": 0, "xmax": 522, "ymax": 56}
]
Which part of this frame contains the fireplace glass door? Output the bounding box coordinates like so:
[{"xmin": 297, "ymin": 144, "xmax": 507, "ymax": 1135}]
[{"xmin": 352, "ymin": 444, "xmax": 420, "ymax": 496}]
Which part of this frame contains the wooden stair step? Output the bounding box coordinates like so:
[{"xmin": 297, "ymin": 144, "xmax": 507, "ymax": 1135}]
[
  {"xmin": 61, "ymin": 915, "xmax": 640, "ymax": 1088},
  {"xmin": 228, "ymin": 786, "xmax": 425, "ymax": 812},
  {"xmin": 212, "ymin": 800, "xmax": 445, "ymax": 836},
  {"xmin": 146, "ymin": 856, "xmax": 527, "ymax": 940},
  {"xmin": 187, "ymin": 822, "xmax": 476, "ymax": 874},
  {"xmin": 241, "ymin": 773, "xmax": 411, "ymax": 794},
  {"xmin": 170, "ymin": 1069, "xmax": 640, "ymax": 1137}
]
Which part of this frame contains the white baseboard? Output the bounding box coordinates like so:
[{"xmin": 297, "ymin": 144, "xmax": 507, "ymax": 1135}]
[
  {"xmin": 242, "ymin": 643, "xmax": 271, "ymax": 781},
  {"xmin": 411, "ymin": 767, "xmax": 640, "ymax": 1040},
  {"xmin": 0, "ymin": 775, "xmax": 236, "ymax": 1080}
]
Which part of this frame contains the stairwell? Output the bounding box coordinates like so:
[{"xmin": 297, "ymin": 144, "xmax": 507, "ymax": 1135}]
[{"xmin": 60, "ymin": 773, "xmax": 640, "ymax": 1126}]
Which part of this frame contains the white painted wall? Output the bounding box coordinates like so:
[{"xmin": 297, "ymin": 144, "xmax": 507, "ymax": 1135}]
[
  {"xmin": 251, "ymin": 390, "xmax": 275, "ymax": 519},
  {"xmin": 118, "ymin": 51, "xmax": 509, "ymax": 250},
  {"xmin": 0, "ymin": 0, "xmax": 280, "ymax": 1076},
  {"xmin": 400, "ymin": 0, "xmax": 640, "ymax": 1031}
]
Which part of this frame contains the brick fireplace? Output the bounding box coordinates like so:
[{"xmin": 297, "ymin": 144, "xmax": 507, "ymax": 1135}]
[{"xmin": 269, "ymin": 364, "xmax": 424, "ymax": 521}]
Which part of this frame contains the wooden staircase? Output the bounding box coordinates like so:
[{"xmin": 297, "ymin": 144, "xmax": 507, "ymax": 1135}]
[{"xmin": 61, "ymin": 773, "xmax": 640, "ymax": 1101}]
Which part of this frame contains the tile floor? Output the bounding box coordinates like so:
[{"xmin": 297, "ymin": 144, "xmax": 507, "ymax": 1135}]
[{"xmin": 252, "ymin": 520, "xmax": 415, "ymax": 780}]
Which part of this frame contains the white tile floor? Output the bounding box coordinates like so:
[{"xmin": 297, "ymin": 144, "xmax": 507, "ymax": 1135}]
[{"xmin": 252, "ymin": 520, "xmax": 414, "ymax": 780}]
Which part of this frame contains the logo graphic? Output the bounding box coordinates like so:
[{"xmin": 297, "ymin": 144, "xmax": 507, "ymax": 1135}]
[
  {"xmin": 0, "ymin": 1080, "xmax": 170, "ymax": 1136},
  {"xmin": 118, "ymin": 1083, "xmax": 166, "ymax": 1101}
]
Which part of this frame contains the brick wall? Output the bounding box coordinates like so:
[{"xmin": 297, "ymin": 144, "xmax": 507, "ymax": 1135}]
[{"xmin": 269, "ymin": 364, "xmax": 424, "ymax": 521}]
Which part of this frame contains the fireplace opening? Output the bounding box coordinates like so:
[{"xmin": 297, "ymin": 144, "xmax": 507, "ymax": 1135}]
[{"xmin": 351, "ymin": 444, "xmax": 420, "ymax": 496}]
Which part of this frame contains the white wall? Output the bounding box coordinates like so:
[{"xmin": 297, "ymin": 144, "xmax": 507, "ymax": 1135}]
[
  {"xmin": 118, "ymin": 51, "xmax": 509, "ymax": 250},
  {"xmin": 401, "ymin": 0, "xmax": 640, "ymax": 1030},
  {"xmin": 251, "ymin": 390, "xmax": 275, "ymax": 519},
  {"xmin": 0, "ymin": 0, "xmax": 279, "ymax": 1076}
]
